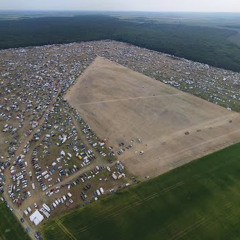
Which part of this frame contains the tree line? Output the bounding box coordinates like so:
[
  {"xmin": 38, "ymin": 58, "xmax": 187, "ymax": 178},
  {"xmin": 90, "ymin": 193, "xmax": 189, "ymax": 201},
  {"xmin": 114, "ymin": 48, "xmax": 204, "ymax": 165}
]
[{"xmin": 1, "ymin": 15, "xmax": 240, "ymax": 72}]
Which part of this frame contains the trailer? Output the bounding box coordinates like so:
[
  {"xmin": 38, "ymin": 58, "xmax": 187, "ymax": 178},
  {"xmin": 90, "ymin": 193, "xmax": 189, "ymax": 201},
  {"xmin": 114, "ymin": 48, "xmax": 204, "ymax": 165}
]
[
  {"xmin": 100, "ymin": 187, "xmax": 104, "ymax": 194},
  {"xmin": 40, "ymin": 208, "xmax": 50, "ymax": 218},
  {"xmin": 43, "ymin": 203, "xmax": 51, "ymax": 213},
  {"xmin": 96, "ymin": 189, "xmax": 101, "ymax": 196}
]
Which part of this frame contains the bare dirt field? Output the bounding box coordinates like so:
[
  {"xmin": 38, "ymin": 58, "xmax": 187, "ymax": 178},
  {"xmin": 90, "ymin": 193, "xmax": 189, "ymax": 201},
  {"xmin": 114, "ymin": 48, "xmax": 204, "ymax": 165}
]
[{"xmin": 65, "ymin": 56, "xmax": 240, "ymax": 179}]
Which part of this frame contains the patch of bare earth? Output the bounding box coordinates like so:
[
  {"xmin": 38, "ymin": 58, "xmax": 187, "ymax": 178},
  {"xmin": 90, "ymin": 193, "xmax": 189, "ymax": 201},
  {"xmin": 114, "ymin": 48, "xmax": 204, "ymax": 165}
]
[{"xmin": 65, "ymin": 56, "xmax": 240, "ymax": 179}]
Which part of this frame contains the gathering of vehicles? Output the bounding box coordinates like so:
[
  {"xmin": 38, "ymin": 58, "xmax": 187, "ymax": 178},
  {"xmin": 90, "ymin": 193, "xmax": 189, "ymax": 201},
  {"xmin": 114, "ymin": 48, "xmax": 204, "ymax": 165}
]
[{"xmin": 1, "ymin": 39, "xmax": 240, "ymax": 240}]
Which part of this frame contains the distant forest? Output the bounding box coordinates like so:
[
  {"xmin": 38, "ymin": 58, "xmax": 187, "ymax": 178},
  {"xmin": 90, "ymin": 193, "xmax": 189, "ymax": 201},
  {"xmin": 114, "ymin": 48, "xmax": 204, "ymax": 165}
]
[{"xmin": 1, "ymin": 15, "xmax": 240, "ymax": 72}]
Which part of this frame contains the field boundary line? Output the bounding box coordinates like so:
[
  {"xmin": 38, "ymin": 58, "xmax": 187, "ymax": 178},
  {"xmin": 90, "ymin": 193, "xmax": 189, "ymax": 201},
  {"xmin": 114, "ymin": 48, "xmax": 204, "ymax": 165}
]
[
  {"xmin": 55, "ymin": 219, "xmax": 77, "ymax": 240},
  {"xmin": 162, "ymin": 126, "xmax": 240, "ymax": 166},
  {"xmin": 169, "ymin": 217, "xmax": 207, "ymax": 240},
  {"xmin": 78, "ymin": 181, "xmax": 184, "ymax": 233},
  {"xmin": 77, "ymin": 93, "xmax": 182, "ymax": 106}
]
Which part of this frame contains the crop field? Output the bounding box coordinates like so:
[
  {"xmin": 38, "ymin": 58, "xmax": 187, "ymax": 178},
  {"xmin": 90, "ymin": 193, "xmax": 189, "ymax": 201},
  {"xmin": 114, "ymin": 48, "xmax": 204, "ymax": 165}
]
[
  {"xmin": 43, "ymin": 142, "xmax": 240, "ymax": 240},
  {"xmin": 66, "ymin": 56, "xmax": 240, "ymax": 179},
  {"xmin": 0, "ymin": 201, "xmax": 30, "ymax": 240}
]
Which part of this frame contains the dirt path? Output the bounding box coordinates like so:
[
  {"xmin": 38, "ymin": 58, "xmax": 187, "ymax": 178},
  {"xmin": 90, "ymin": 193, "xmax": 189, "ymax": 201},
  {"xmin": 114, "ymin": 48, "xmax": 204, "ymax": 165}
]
[
  {"xmin": 69, "ymin": 112, "xmax": 111, "ymax": 166},
  {"xmin": 46, "ymin": 161, "xmax": 110, "ymax": 191},
  {"xmin": 76, "ymin": 93, "xmax": 182, "ymax": 106},
  {"xmin": 2, "ymin": 90, "xmax": 61, "ymax": 240},
  {"xmin": 33, "ymin": 112, "xmax": 115, "ymax": 199},
  {"xmin": 49, "ymin": 112, "xmax": 114, "ymax": 188}
]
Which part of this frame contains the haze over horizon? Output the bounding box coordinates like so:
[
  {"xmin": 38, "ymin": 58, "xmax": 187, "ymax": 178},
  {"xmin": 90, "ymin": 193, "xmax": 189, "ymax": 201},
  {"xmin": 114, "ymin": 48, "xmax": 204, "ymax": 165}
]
[{"xmin": 0, "ymin": 0, "xmax": 240, "ymax": 13}]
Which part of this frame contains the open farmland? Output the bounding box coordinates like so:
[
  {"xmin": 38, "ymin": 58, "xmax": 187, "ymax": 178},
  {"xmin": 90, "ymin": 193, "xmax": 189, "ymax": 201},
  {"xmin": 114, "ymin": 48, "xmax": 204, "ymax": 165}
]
[
  {"xmin": 66, "ymin": 57, "xmax": 240, "ymax": 179},
  {"xmin": 0, "ymin": 201, "xmax": 30, "ymax": 240},
  {"xmin": 43, "ymin": 142, "xmax": 240, "ymax": 240}
]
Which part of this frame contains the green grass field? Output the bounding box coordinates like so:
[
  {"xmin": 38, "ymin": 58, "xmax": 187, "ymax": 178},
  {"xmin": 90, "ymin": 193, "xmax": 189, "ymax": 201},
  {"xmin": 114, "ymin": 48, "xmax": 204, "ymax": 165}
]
[
  {"xmin": 0, "ymin": 201, "xmax": 30, "ymax": 240},
  {"xmin": 43, "ymin": 142, "xmax": 240, "ymax": 240}
]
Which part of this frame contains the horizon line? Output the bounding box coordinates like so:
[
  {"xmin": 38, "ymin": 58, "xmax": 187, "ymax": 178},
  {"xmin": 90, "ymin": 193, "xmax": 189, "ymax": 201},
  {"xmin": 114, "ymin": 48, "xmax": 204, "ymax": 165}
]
[{"xmin": 1, "ymin": 10, "xmax": 240, "ymax": 14}]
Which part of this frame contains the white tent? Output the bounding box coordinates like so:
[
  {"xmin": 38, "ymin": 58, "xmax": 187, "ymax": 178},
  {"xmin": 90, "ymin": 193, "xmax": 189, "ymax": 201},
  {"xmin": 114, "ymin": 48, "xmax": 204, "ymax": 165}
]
[{"xmin": 29, "ymin": 210, "xmax": 44, "ymax": 226}]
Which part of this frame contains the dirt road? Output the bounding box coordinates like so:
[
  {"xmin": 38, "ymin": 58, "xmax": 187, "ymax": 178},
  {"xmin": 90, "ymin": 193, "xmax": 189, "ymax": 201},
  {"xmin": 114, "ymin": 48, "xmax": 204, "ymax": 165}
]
[{"xmin": 2, "ymin": 90, "xmax": 61, "ymax": 239}]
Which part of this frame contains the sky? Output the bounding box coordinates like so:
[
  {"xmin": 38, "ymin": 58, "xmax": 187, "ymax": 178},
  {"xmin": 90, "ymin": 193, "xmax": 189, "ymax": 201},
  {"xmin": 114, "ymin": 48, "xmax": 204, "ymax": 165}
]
[{"xmin": 0, "ymin": 0, "xmax": 240, "ymax": 12}]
